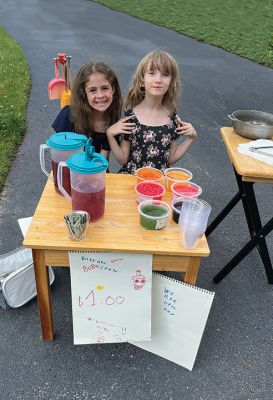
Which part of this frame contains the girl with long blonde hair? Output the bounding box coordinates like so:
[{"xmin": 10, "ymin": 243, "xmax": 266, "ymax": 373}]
[{"xmin": 107, "ymin": 50, "xmax": 197, "ymax": 174}]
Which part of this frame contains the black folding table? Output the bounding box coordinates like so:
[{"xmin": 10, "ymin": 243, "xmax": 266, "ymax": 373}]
[{"xmin": 206, "ymin": 127, "xmax": 273, "ymax": 284}]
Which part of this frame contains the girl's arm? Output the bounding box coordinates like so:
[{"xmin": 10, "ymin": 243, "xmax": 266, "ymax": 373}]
[
  {"xmin": 106, "ymin": 116, "xmax": 135, "ymax": 164},
  {"xmin": 168, "ymin": 116, "xmax": 197, "ymax": 165},
  {"xmin": 100, "ymin": 149, "xmax": 110, "ymax": 161},
  {"xmin": 109, "ymin": 138, "xmax": 131, "ymax": 165}
]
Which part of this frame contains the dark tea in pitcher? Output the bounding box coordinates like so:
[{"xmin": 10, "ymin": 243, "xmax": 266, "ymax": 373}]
[
  {"xmin": 62, "ymin": 142, "xmax": 109, "ymax": 222},
  {"xmin": 71, "ymin": 186, "xmax": 105, "ymax": 221},
  {"xmin": 52, "ymin": 160, "xmax": 71, "ymax": 196}
]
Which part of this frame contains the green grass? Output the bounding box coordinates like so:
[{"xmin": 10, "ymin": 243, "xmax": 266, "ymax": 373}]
[
  {"xmin": 0, "ymin": 26, "xmax": 30, "ymax": 193},
  {"xmin": 95, "ymin": 0, "xmax": 273, "ymax": 68},
  {"xmin": 0, "ymin": 2, "xmax": 272, "ymax": 192}
]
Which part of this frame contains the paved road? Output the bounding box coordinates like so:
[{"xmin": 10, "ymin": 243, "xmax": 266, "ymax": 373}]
[{"xmin": 1, "ymin": 0, "xmax": 273, "ymax": 399}]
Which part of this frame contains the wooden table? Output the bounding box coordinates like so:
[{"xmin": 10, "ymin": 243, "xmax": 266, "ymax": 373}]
[
  {"xmin": 23, "ymin": 173, "xmax": 210, "ymax": 341},
  {"xmin": 206, "ymin": 127, "xmax": 273, "ymax": 283}
]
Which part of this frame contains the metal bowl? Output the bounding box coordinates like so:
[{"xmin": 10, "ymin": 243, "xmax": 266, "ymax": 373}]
[{"xmin": 228, "ymin": 110, "xmax": 273, "ymax": 140}]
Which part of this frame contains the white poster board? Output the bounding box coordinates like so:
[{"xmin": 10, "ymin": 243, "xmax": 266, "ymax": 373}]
[
  {"xmin": 130, "ymin": 273, "xmax": 214, "ymax": 370},
  {"xmin": 18, "ymin": 217, "xmax": 32, "ymax": 237},
  {"xmin": 69, "ymin": 251, "xmax": 152, "ymax": 345}
]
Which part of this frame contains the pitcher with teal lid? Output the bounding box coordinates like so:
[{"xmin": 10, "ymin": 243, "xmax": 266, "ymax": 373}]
[
  {"xmin": 57, "ymin": 139, "xmax": 109, "ymax": 222},
  {"xmin": 39, "ymin": 132, "xmax": 87, "ymax": 195}
]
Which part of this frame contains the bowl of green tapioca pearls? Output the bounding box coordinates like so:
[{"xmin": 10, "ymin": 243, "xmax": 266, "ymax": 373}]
[{"xmin": 138, "ymin": 199, "xmax": 171, "ymax": 230}]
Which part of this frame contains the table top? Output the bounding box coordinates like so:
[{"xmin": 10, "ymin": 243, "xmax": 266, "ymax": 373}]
[
  {"xmin": 221, "ymin": 127, "xmax": 273, "ymax": 183},
  {"xmin": 23, "ymin": 173, "xmax": 210, "ymax": 257}
]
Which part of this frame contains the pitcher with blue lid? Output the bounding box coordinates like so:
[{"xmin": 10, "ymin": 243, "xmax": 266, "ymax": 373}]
[
  {"xmin": 57, "ymin": 139, "xmax": 109, "ymax": 221},
  {"xmin": 40, "ymin": 132, "xmax": 87, "ymax": 195}
]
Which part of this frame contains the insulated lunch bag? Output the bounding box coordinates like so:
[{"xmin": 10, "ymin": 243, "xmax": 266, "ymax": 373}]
[{"xmin": 0, "ymin": 247, "xmax": 55, "ymax": 309}]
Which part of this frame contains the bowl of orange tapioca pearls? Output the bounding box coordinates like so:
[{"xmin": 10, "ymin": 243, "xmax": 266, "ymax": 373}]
[
  {"xmin": 164, "ymin": 168, "xmax": 192, "ymax": 191},
  {"xmin": 135, "ymin": 167, "xmax": 164, "ymax": 184}
]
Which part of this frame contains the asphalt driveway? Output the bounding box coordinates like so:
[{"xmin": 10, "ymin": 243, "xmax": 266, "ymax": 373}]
[{"xmin": 0, "ymin": 0, "xmax": 273, "ymax": 399}]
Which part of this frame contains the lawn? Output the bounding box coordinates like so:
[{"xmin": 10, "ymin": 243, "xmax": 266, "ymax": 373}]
[
  {"xmin": 0, "ymin": 26, "xmax": 30, "ymax": 193},
  {"xmin": 0, "ymin": 1, "xmax": 273, "ymax": 192},
  {"xmin": 95, "ymin": 0, "xmax": 273, "ymax": 68}
]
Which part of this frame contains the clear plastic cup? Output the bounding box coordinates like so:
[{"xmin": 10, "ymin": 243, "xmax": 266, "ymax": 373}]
[
  {"xmin": 180, "ymin": 225, "xmax": 203, "ymax": 249},
  {"xmin": 135, "ymin": 181, "xmax": 166, "ymax": 204},
  {"xmin": 178, "ymin": 199, "xmax": 212, "ymax": 248},
  {"xmin": 64, "ymin": 211, "xmax": 90, "ymax": 240},
  {"xmin": 179, "ymin": 199, "xmax": 212, "ymax": 225},
  {"xmin": 164, "ymin": 167, "xmax": 192, "ymax": 191},
  {"xmin": 138, "ymin": 199, "xmax": 171, "ymax": 230},
  {"xmin": 136, "ymin": 167, "xmax": 163, "ymax": 183}
]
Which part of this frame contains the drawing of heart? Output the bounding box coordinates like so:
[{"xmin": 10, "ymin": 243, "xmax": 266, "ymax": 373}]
[{"xmin": 116, "ymin": 296, "xmax": 125, "ymax": 304}]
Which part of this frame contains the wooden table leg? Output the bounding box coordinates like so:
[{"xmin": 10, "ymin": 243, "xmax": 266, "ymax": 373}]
[
  {"xmin": 32, "ymin": 249, "xmax": 54, "ymax": 341},
  {"xmin": 184, "ymin": 257, "xmax": 201, "ymax": 285}
]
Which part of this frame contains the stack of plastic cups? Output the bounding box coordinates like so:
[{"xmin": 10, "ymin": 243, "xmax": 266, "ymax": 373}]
[{"xmin": 178, "ymin": 199, "xmax": 212, "ymax": 249}]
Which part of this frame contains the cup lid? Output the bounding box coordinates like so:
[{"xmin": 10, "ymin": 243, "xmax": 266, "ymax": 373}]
[
  {"xmin": 46, "ymin": 132, "xmax": 88, "ymax": 150},
  {"xmin": 66, "ymin": 152, "xmax": 108, "ymax": 174}
]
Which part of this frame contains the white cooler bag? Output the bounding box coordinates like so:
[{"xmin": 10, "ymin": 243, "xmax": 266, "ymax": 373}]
[{"xmin": 0, "ymin": 247, "xmax": 55, "ymax": 309}]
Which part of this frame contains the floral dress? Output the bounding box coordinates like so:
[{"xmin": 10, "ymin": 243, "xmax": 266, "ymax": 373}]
[{"xmin": 119, "ymin": 109, "xmax": 179, "ymax": 174}]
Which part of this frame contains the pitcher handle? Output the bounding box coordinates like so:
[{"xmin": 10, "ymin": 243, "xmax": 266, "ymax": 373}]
[
  {"xmin": 39, "ymin": 144, "xmax": 53, "ymax": 182},
  {"xmin": 57, "ymin": 161, "xmax": 72, "ymax": 202},
  {"xmin": 92, "ymin": 154, "xmax": 109, "ymax": 169}
]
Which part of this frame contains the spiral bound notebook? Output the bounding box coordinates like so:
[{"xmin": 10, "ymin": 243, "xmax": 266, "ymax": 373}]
[{"xmin": 130, "ymin": 272, "xmax": 215, "ymax": 371}]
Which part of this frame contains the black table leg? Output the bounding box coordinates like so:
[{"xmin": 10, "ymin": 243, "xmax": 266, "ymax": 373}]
[
  {"xmin": 213, "ymin": 217, "xmax": 273, "ymax": 283},
  {"xmin": 206, "ymin": 191, "xmax": 241, "ymax": 237},
  {"xmin": 233, "ymin": 170, "xmax": 256, "ymax": 238},
  {"xmin": 209, "ymin": 167, "xmax": 273, "ymax": 283},
  {"xmin": 241, "ymin": 180, "xmax": 273, "ymax": 282}
]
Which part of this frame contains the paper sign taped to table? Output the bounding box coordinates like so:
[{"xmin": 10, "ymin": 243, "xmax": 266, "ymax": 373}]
[
  {"xmin": 18, "ymin": 217, "xmax": 32, "ymax": 237},
  {"xmin": 69, "ymin": 251, "xmax": 152, "ymax": 345},
  {"xmin": 130, "ymin": 273, "xmax": 214, "ymax": 371}
]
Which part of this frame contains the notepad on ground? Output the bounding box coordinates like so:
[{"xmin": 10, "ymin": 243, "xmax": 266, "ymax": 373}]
[
  {"xmin": 130, "ymin": 273, "xmax": 214, "ymax": 371},
  {"xmin": 69, "ymin": 251, "xmax": 152, "ymax": 345}
]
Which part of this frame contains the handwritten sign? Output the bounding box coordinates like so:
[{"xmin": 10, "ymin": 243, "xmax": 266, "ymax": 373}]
[
  {"xmin": 69, "ymin": 252, "xmax": 152, "ymax": 345},
  {"xmin": 130, "ymin": 273, "xmax": 214, "ymax": 370}
]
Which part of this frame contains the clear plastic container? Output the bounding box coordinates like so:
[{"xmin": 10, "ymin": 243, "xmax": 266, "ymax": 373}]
[
  {"xmin": 138, "ymin": 200, "xmax": 171, "ymax": 230},
  {"xmin": 171, "ymin": 196, "xmax": 186, "ymax": 224},
  {"xmin": 171, "ymin": 181, "xmax": 202, "ymax": 199},
  {"xmin": 164, "ymin": 167, "xmax": 192, "ymax": 191},
  {"xmin": 136, "ymin": 167, "xmax": 163, "ymax": 183},
  {"xmin": 135, "ymin": 181, "xmax": 165, "ymax": 204}
]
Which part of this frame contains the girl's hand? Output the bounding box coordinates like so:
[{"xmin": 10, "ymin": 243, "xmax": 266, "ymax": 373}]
[
  {"xmin": 107, "ymin": 116, "xmax": 136, "ymax": 138},
  {"xmin": 175, "ymin": 115, "xmax": 197, "ymax": 140}
]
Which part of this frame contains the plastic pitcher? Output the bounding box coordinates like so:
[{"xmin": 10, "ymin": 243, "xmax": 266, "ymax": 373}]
[
  {"xmin": 40, "ymin": 132, "xmax": 87, "ymax": 195},
  {"xmin": 57, "ymin": 139, "xmax": 109, "ymax": 221}
]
